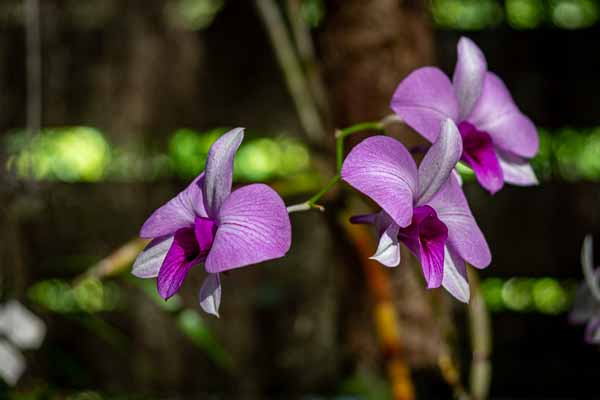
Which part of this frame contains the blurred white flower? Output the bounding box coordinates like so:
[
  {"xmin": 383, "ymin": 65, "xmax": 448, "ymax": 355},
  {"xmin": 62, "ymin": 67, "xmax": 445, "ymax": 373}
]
[{"xmin": 0, "ymin": 301, "xmax": 46, "ymax": 385}]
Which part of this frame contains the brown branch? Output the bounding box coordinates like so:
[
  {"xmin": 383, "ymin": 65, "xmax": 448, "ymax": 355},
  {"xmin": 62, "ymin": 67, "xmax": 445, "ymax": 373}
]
[
  {"xmin": 285, "ymin": 0, "xmax": 330, "ymax": 123},
  {"xmin": 342, "ymin": 218, "xmax": 415, "ymax": 400},
  {"xmin": 25, "ymin": 0, "xmax": 41, "ymax": 137},
  {"xmin": 254, "ymin": 0, "xmax": 326, "ymax": 143},
  {"xmin": 467, "ymin": 268, "xmax": 492, "ymax": 400},
  {"xmin": 75, "ymin": 238, "xmax": 149, "ymax": 284},
  {"xmin": 438, "ymin": 345, "xmax": 470, "ymax": 400}
]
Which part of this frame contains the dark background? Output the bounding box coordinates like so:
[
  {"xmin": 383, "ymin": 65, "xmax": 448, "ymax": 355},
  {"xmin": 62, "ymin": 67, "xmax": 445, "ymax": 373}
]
[{"xmin": 1, "ymin": 0, "xmax": 599, "ymax": 398}]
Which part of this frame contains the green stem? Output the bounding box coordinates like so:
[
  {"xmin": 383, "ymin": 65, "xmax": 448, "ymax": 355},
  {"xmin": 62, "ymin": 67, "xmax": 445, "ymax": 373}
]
[
  {"xmin": 335, "ymin": 121, "xmax": 384, "ymax": 170},
  {"xmin": 307, "ymin": 174, "xmax": 340, "ymax": 206},
  {"xmin": 287, "ymin": 116, "xmax": 401, "ymax": 213}
]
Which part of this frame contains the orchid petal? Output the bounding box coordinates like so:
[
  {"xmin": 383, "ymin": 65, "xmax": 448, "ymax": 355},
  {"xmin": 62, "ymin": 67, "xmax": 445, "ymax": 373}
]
[
  {"xmin": 391, "ymin": 67, "xmax": 459, "ymax": 142},
  {"xmin": 199, "ymin": 273, "xmax": 222, "ymax": 318},
  {"xmin": 467, "ymin": 73, "xmax": 538, "ymax": 158},
  {"xmin": 132, "ymin": 235, "xmax": 174, "ymax": 278},
  {"xmin": 441, "ymin": 246, "xmax": 470, "ymax": 303},
  {"xmin": 0, "ymin": 340, "xmax": 25, "ymax": 386},
  {"xmin": 205, "ymin": 184, "xmax": 291, "ymax": 273},
  {"xmin": 569, "ymin": 280, "xmax": 599, "ymax": 324},
  {"xmin": 0, "ymin": 301, "xmax": 46, "ymax": 350},
  {"xmin": 203, "ymin": 127, "xmax": 244, "ymax": 218},
  {"xmin": 417, "ymin": 119, "xmax": 463, "ymax": 205},
  {"xmin": 585, "ymin": 316, "xmax": 600, "ymax": 344},
  {"xmin": 497, "ymin": 149, "xmax": 538, "ymax": 186},
  {"xmin": 453, "ymin": 169, "xmax": 463, "ymax": 186},
  {"xmin": 157, "ymin": 228, "xmax": 201, "ymax": 300},
  {"xmin": 350, "ymin": 214, "xmax": 378, "ymax": 225},
  {"xmin": 374, "ymin": 212, "xmax": 396, "ymax": 236},
  {"xmin": 427, "ymin": 175, "xmax": 491, "ymax": 268},
  {"xmin": 370, "ymin": 223, "xmax": 401, "ymax": 267},
  {"xmin": 140, "ymin": 175, "xmax": 207, "ymax": 238},
  {"xmin": 453, "ymin": 37, "xmax": 487, "ymax": 120},
  {"xmin": 341, "ymin": 136, "xmax": 418, "ymax": 228},
  {"xmin": 582, "ymin": 236, "xmax": 600, "ymax": 302}
]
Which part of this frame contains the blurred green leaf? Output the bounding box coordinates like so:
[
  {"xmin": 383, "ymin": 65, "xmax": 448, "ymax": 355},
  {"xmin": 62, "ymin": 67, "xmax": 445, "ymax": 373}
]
[
  {"xmin": 431, "ymin": 0, "xmax": 503, "ymax": 30},
  {"xmin": 550, "ymin": 0, "xmax": 598, "ymax": 29},
  {"xmin": 301, "ymin": 0, "xmax": 326, "ymax": 28},
  {"xmin": 176, "ymin": 309, "xmax": 233, "ymax": 370},
  {"xmin": 6, "ymin": 127, "xmax": 110, "ymax": 182},
  {"xmin": 165, "ymin": 0, "xmax": 225, "ymax": 31},
  {"xmin": 28, "ymin": 278, "xmax": 121, "ymax": 314},
  {"xmin": 506, "ymin": 0, "xmax": 545, "ymax": 29},
  {"xmin": 340, "ymin": 368, "xmax": 392, "ymax": 400}
]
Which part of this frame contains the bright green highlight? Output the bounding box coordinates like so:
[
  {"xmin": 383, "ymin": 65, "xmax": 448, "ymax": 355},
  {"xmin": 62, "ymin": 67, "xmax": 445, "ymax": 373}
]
[
  {"xmin": 551, "ymin": 0, "xmax": 598, "ymax": 29},
  {"xmin": 481, "ymin": 276, "xmax": 573, "ymax": 314},
  {"xmin": 431, "ymin": 0, "xmax": 503, "ymax": 30},
  {"xmin": 506, "ymin": 0, "xmax": 545, "ymax": 29},
  {"xmin": 6, "ymin": 127, "xmax": 111, "ymax": 182},
  {"xmin": 7, "ymin": 125, "xmax": 600, "ymax": 185},
  {"xmin": 165, "ymin": 0, "xmax": 225, "ymax": 31},
  {"xmin": 432, "ymin": 0, "xmax": 599, "ymax": 30},
  {"xmin": 28, "ymin": 277, "xmax": 121, "ymax": 314}
]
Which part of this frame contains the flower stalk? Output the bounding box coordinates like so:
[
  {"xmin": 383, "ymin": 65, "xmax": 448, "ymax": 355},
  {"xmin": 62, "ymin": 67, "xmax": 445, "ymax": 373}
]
[{"xmin": 288, "ymin": 115, "xmax": 402, "ymax": 214}]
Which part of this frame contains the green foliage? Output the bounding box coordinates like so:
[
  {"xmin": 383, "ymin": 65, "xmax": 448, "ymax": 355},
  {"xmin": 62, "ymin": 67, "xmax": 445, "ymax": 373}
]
[
  {"xmin": 168, "ymin": 127, "xmax": 226, "ymax": 179},
  {"xmin": 502, "ymin": 277, "xmax": 535, "ymax": 311},
  {"xmin": 5, "ymin": 127, "xmax": 110, "ymax": 182},
  {"xmin": 481, "ymin": 276, "xmax": 574, "ymax": 314},
  {"xmin": 506, "ymin": 0, "xmax": 545, "ymax": 29},
  {"xmin": 177, "ymin": 310, "xmax": 233, "ymax": 369},
  {"xmin": 530, "ymin": 129, "xmax": 553, "ymax": 181},
  {"xmin": 28, "ymin": 278, "xmax": 121, "ymax": 314},
  {"xmin": 481, "ymin": 277, "xmax": 505, "ymax": 311},
  {"xmin": 550, "ymin": 0, "xmax": 598, "ymax": 29},
  {"xmin": 432, "ymin": 0, "xmax": 599, "ymax": 30},
  {"xmin": 6, "ymin": 124, "xmax": 600, "ymax": 185},
  {"xmin": 301, "ymin": 0, "xmax": 326, "ymax": 28},
  {"xmin": 4, "ymin": 127, "xmax": 313, "ymax": 184},
  {"xmin": 431, "ymin": 0, "xmax": 504, "ymax": 30},
  {"xmin": 165, "ymin": 0, "xmax": 225, "ymax": 31},
  {"xmin": 551, "ymin": 127, "xmax": 600, "ymax": 181},
  {"xmin": 532, "ymin": 277, "xmax": 569, "ymax": 314},
  {"xmin": 340, "ymin": 368, "xmax": 393, "ymax": 400}
]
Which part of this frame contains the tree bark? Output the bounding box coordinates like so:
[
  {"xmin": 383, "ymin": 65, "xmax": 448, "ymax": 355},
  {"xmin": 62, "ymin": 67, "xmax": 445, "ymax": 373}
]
[{"xmin": 320, "ymin": 0, "xmax": 444, "ymax": 370}]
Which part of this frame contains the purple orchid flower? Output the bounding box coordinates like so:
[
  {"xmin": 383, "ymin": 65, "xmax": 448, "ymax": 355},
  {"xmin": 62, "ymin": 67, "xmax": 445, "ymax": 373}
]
[
  {"xmin": 569, "ymin": 236, "xmax": 600, "ymax": 344},
  {"xmin": 391, "ymin": 37, "xmax": 539, "ymax": 194},
  {"xmin": 341, "ymin": 119, "xmax": 491, "ymax": 302},
  {"xmin": 132, "ymin": 128, "xmax": 292, "ymax": 317}
]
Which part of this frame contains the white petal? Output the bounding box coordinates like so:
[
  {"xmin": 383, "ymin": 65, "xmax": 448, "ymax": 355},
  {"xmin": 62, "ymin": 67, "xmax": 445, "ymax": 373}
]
[
  {"xmin": 497, "ymin": 150, "xmax": 538, "ymax": 186},
  {"xmin": 199, "ymin": 273, "xmax": 222, "ymax": 318},
  {"xmin": 132, "ymin": 236, "xmax": 174, "ymax": 278},
  {"xmin": 453, "ymin": 169, "xmax": 463, "ymax": 186},
  {"xmin": 441, "ymin": 247, "xmax": 470, "ymax": 303},
  {"xmin": 416, "ymin": 119, "xmax": 463, "ymax": 205},
  {"xmin": 582, "ymin": 236, "xmax": 600, "ymax": 302},
  {"xmin": 203, "ymin": 128, "xmax": 244, "ymax": 217},
  {"xmin": 0, "ymin": 301, "xmax": 46, "ymax": 349},
  {"xmin": 0, "ymin": 340, "xmax": 25, "ymax": 386},
  {"xmin": 370, "ymin": 223, "xmax": 401, "ymax": 267},
  {"xmin": 453, "ymin": 37, "xmax": 487, "ymax": 120}
]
